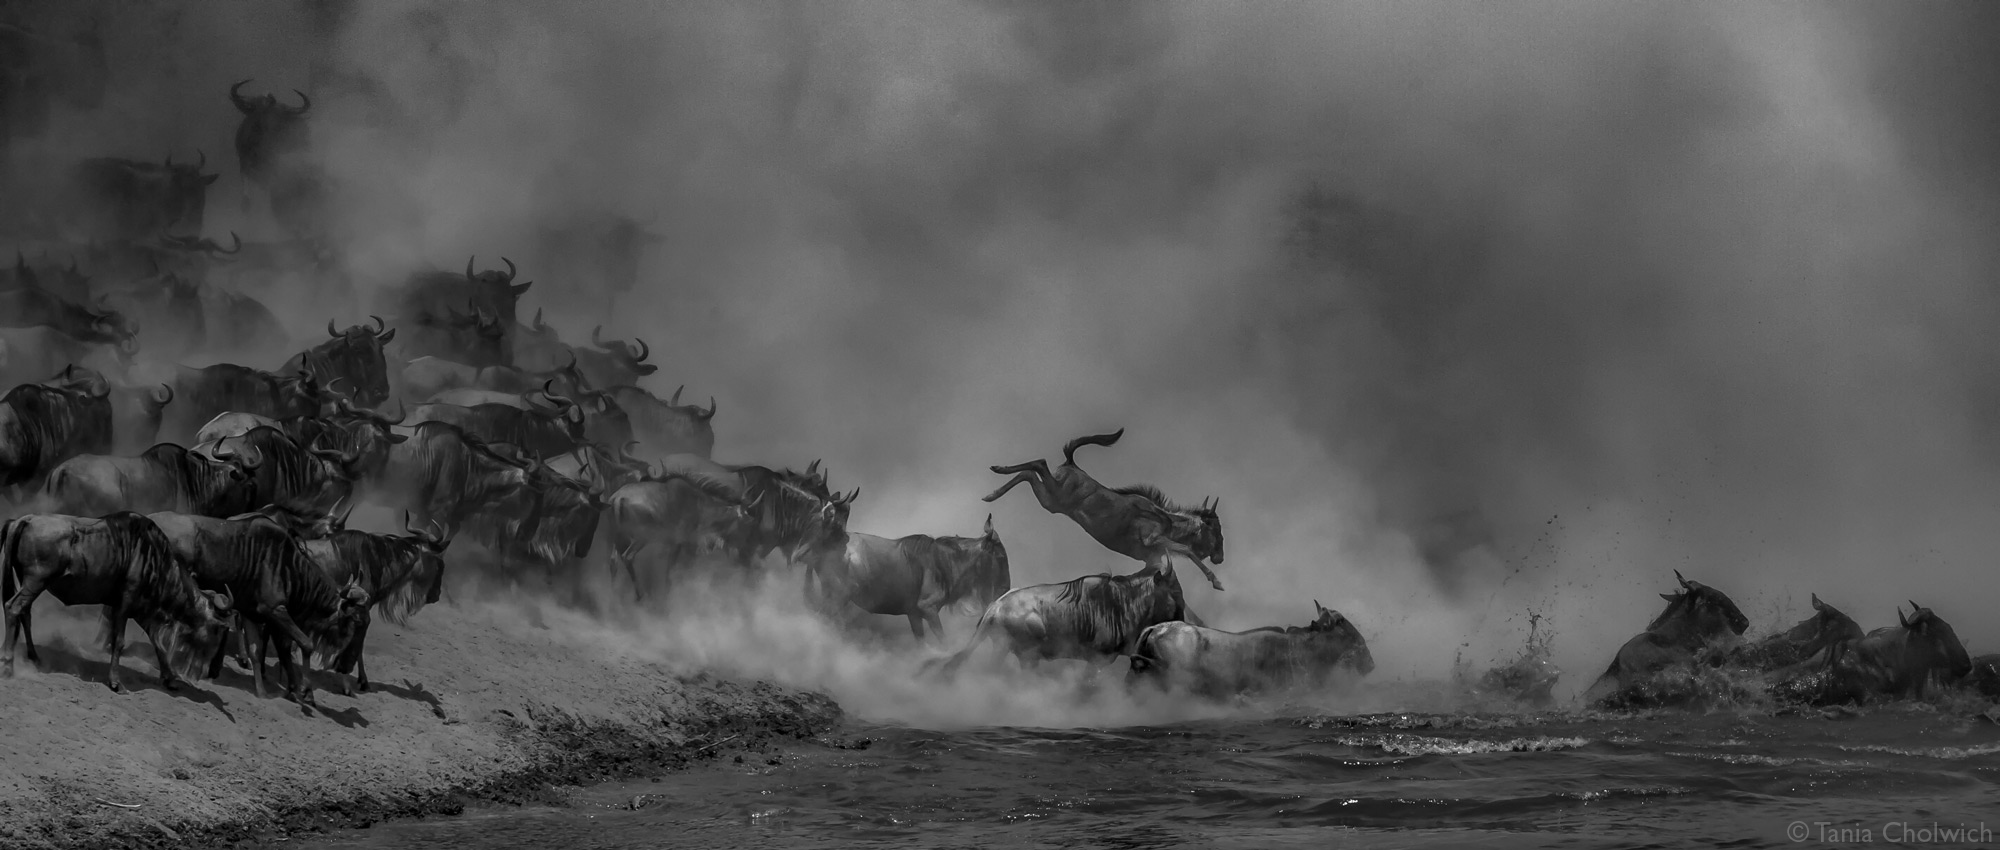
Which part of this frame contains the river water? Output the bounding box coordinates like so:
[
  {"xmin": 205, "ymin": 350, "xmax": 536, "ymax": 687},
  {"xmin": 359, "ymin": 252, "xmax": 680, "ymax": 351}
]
[{"xmin": 283, "ymin": 705, "xmax": 2000, "ymax": 849}]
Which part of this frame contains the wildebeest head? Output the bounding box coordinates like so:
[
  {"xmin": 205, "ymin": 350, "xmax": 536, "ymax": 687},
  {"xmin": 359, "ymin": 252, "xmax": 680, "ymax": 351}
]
[
  {"xmin": 160, "ymin": 150, "xmax": 221, "ymax": 232},
  {"xmin": 229, "ymin": 79, "xmax": 310, "ymax": 181},
  {"xmin": 227, "ymin": 504, "xmax": 338, "ymax": 540},
  {"xmin": 1649, "ymin": 570, "xmax": 1750, "ymax": 640},
  {"xmin": 586, "ymin": 325, "xmax": 658, "ymax": 378},
  {"xmin": 1307, "ymin": 600, "xmax": 1375, "ymax": 675},
  {"xmin": 1777, "ymin": 592, "xmax": 1864, "ymax": 651},
  {"xmin": 970, "ymin": 513, "xmax": 1013, "ymax": 607},
  {"xmin": 278, "ymin": 370, "xmax": 331, "ymax": 416},
  {"xmin": 1896, "ymin": 601, "xmax": 1973, "ymax": 681},
  {"xmin": 399, "ymin": 511, "xmax": 454, "ymax": 605},
  {"xmin": 327, "ymin": 396, "xmax": 408, "ymax": 472},
  {"xmin": 1186, "ymin": 496, "xmax": 1224, "ymax": 565},
  {"xmin": 190, "ymin": 584, "xmax": 238, "ymax": 658}
]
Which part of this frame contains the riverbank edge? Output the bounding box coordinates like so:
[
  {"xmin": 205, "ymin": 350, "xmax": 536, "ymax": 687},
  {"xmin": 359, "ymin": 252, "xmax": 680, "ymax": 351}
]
[{"xmin": 1, "ymin": 675, "xmax": 844, "ymax": 850}]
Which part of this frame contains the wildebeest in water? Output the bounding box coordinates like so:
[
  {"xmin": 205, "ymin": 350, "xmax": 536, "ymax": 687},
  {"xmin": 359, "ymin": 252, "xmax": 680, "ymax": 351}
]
[
  {"xmin": 807, "ymin": 513, "xmax": 1011, "ymax": 641},
  {"xmin": 1726, "ymin": 593, "xmax": 1864, "ymax": 671},
  {"xmin": 1, "ymin": 512, "xmax": 236, "ymax": 692},
  {"xmin": 984, "ymin": 429, "xmax": 1225, "ymax": 592},
  {"xmin": 925, "ymin": 563, "xmax": 1190, "ymax": 679},
  {"xmin": 1129, "ymin": 601, "xmax": 1375, "ymax": 699},
  {"xmin": 1774, "ymin": 602, "xmax": 1973, "ymax": 705},
  {"xmin": 1582, "ymin": 570, "xmax": 1750, "ymax": 707}
]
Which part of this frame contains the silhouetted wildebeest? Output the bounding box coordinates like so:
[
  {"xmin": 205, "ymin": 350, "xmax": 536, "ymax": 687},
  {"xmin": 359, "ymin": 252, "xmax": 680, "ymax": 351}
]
[
  {"xmin": 807, "ymin": 514, "xmax": 1011, "ymax": 641},
  {"xmin": 279, "ymin": 317, "xmax": 396, "ymax": 409},
  {"xmin": 148, "ymin": 511, "xmax": 368, "ymax": 708},
  {"xmin": 1, "ymin": 254, "xmax": 95, "ymax": 306},
  {"xmin": 429, "ymin": 380, "xmax": 631, "ymax": 450},
  {"xmin": 0, "ymin": 255, "xmax": 136, "ymax": 345},
  {"xmin": 359, "ymin": 420, "xmax": 538, "ymax": 541},
  {"xmin": 194, "ymin": 425, "xmax": 362, "ymax": 519},
  {"xmin": 397, "ymin": 305, "xmax": 510, "ymax": 372},
  {"xmin": 1129, "ymin": 602, "xmax": 1375, "ymax": 699},
  {"xmin": 1777, "ymin": 602, "xmax": 1973, "ymax": 705},
  {"xmin": 1, "ymin": 512, "xmax": 236, "ymax": 692},
  {"xmin": 297, "ymin": 514, "xmax": 450, "ymax": 694},
  {"xmin": 228, "ymin": 80, "xmax": 311, "ymax": 193},
  {"xmin": 200, "ymin": 399, "xmax": 407, "ymax": 481},
  {"xmin": 574, "ymin": 326, "xmax": 657, "ymax": 389},
  {"xmin": 0, "ymin": 325, "xmax": 134, "ymax": 389},
  {"xmin": 64, "ymin": 152, "xmax": 219, "ymax": 242},
  {"xmin": 1582, "ymin": 570, "xmax": 1750, "ymax": 706},
  {"xmin": 1727, "ymin": 593, "xmax": 1864, "ymax": 671},
  {"xmin": 481, "ymin": 462, "xmax": 603, "ymax": 584},
  {"xmin": 612, "ymin": 384, "xmax": 716, "ymax": 459},
  {"xmin": 41, "ymin": 442, "xmax": 259, "ymax": 518},
  {"xmin": 0, "ymin": 378, "xmax": 112, "ymax": 497},
  {"xmin": 148, "ymin": 364, "xmax": 331, "ymax": 444},
  {"xmin": 377, "ymin": 257, "xmax": 532, "ymax": 367},
  {"xmin": 984, "ymin": 429, "xmax": 1225, "ymax": 591},
  {"xmin": 1967, "ymin": 654, "xmax": 2000, "ymax": 698},
  {"xmin": 926, "ymin": 564, "xmax": 1190, "ymax": 679},
  {"xmin": 546, "ymin": 440, "xmax": 649, "ymax": 494},
  {"xmin": 606, "ymin": 469, "xmax": 764, "ymax": 600}
]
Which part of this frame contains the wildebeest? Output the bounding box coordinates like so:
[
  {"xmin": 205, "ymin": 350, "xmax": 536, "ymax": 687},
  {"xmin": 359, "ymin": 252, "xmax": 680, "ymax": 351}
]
[
  {"xmin": 397, "ymin": 306, "xmax": 510, "ymax": 372},
  {"xmin": 574, "ymin": 326, "xmax": 657, "ymax": 389},
  {"xmin": 40, "ymin": 366, "xmax": 173, "ymax": 455},
  {"xmin": 613, "ymin": 384, "xmax": 716, "ymax": 459},
  {"xmin": 0, "ymin": 325, "xmax": 133, "ymax": 389},
  {"xmin": 984, "ymin": 429, "xmax": 1226, "ymax": 591},
  {"xmin": 927, "ymin": 564, "xmax": 1189, "ymax": 679},
  {"xmin": 1582, "ymin": 571, "xmax": 1751, "ymax": 706},
  {"xmin": 300, "ymin": 514, "xmax": 450, "ymax": 693},
  {"xmin": 63, "ymin": 152, "xmax": 219, "ymax": 242},
  {"xmin": 0, "ymin": 256, "xmax": 136, "ymax": 345},
  {"xmin": 482, "ymin": 463, "xmax": 603, "ymax": 584},
  {"xmin": 193, "ymin": 399, "xmax": 407, "ymax": 481},
  {"xmin": 646, "ymin": 455, "xmax": 848, "ymax": 569},
  {"xmin": 511, "ymin": 309, "xmax": 570, "ymax": 372},
  {"xmin": 1, "ymin": 512, "xmax": 236, "ymax": 692},
  {"xmin": 406, "ymin": 395, "xmax": 586, "ymax": 459},
  {"xmin": 0, "ymin": 379, "xmax": 112, "ymax": 496},
  {"xmin": 545, "ymin": 440, "xmax": 648, "ymax": 494},
  {"xmin": 1727, "ymin": 593, "xmax": 1864, "ymax": 671},
  {"xmin": 194, "ymin": 425, "xmax": 362, "ymax": 518},
  {"xmin": 806, "ymin": 514, "xmax": 1011, "ymax": 641},
  {"xmin": 148, "ymin": 511, "xmax": 368, "ymax": 707},
  {"xmin": 228, "ymin": 80, "xmax": 311, "ymax": 195},
  {"xmin": 376, "ymin": 257, "xmax": 532, "ymax": 367},
  {"xmin": 1967, "ymin": 654, "xmax": 2000, "ymax": 698},
  {"xmin": 1129, "ymin": 602, "xmax": 1375, "ymax": 699},
  {"xmin": 398, "ymin": 349, "xmax": 590, "ymax": 404},
  {"xmin": 146, "ymin": 363, "xmax": 331, "ymax": 444},
  {"xmin": 428, "ymin": 380, "xmax": 631, "ymax": 449},
  {"xmin": 359, "ymin": 421, "xmax": 538, "ymax": 540},
  {"xmin": 41, "ymin": 443, "xmax": 259, "ymax": 518},
  {"xmin": 279, "ymin": 317, "xmax": 396, "ymax": 408},
  {"xmin": 606, "ymin": 470, "xmax": 764, "ymax": 600},
  {"xmin": 1779, "ymin": 602, "xmax": 1974, "ymax": 705}
]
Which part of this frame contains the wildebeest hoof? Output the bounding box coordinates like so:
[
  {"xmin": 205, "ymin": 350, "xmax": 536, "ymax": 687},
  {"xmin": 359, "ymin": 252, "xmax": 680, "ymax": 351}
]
[
  {"xmin": 106, "ymin": 680, "xmax": 124, "ymax": 693},
  {"xmin": 161, "ymin": 678, "xmax": 180, "ymax": 691},
  {"xmin": 1209, "ymin": 580, "xmax": 1226, "ymax": 592}
]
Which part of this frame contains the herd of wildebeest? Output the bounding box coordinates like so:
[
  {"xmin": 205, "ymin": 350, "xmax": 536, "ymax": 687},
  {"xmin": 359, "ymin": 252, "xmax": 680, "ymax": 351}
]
[{"xmin": 2, "ymin": 75, "xmax": 1999, "ymax": 719}]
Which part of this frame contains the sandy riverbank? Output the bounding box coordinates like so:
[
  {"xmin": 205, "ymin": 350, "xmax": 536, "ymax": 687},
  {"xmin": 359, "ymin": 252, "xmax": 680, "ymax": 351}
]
[{"xmin": 0, "ymin": 596, "xmax": 843, "ymax": 850}]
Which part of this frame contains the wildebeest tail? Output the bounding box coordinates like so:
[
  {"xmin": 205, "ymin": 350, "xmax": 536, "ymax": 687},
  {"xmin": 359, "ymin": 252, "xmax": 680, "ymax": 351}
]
[
  {"xmin": 1061, "ymin": 429, "xmax": 1125, "ymax": 466},
  {"xmin": 922, "ymin": 603, "xmax": 1000, "ymax": 680}
]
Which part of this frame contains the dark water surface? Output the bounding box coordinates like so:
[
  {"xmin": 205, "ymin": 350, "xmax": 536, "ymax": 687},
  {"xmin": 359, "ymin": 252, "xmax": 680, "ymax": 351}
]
[{"xmin": 282, "ymin": 708, "xmax": 2000, "ymax": 849}]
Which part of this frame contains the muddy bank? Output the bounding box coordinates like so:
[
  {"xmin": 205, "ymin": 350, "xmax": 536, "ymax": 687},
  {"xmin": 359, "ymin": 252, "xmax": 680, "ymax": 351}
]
[{"xmin": 0, "ymin": 599, "xmax": 843, "ymax": 850}]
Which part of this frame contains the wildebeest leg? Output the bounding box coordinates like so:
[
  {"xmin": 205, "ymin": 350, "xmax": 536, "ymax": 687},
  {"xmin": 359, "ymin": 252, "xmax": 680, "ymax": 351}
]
[
  {"xmin": 982, "ymin": 470, "xmax": 1065, "ymax": 510},
  {"xmin": 102, "ymin": 599, "xmax": 132, "ymax": 693},
  {"xmin": 1186, "ymin": 556, "xmax": 1225, "ymax": 592},
  {"xmin": 2, "ymin": 577, "xmax": 50, "ymax": 678},
  {"xmin": 14, "ymin": 600, "xmax": 41, "ymax": 668},
  {"xmin": 904, "ymin": 612, "xmax": 927, "ymax": 641},
  {"xmin": 259, "ymin": 605, "xmax": 320, "ymax": 709}
]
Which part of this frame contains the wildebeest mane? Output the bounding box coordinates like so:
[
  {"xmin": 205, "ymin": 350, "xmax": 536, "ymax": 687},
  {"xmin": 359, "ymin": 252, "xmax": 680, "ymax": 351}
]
[
  {"xmin": 95, "ymin": 513, "xmax": 213, "ymax": 678},
  {"xmin": 1048, "ymin": 571, "xmax": 1175, "ymax": 653},
  {"xmin": 1106, "ymin": 482, "xmax": 1186, "ymax": 512},
  {"xmin": 325, "ymin": 530, "xmax": 435, "ymax": 626}
]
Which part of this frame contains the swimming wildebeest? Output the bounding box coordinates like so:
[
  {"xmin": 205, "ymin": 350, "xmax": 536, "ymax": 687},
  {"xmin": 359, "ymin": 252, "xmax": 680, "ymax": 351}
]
[
  {"xmin": 807, "ymin": 514, "xmax": 1012, "ymax": 641},
  {"xmin": 1, "ymin": 512, "xmax": 236, "ymax": 692},
  {"xmin": 1727, "ymin": 593, "xmax": 1864, "ymax": 670},
  {"xmin": 1582, "ymin": 570, "xmax": 1750, "ymax": 706},
  {"xmin": 0, "ymin": 380, "xmax": 112, "ymax": 497},
  {"xmin": 926, "ymin": 563, "xmax": 1190, "ymax": 679},
  {"xmin": 1779, "ymin": 602, "xmax": 1973, "ymax": 705},
  {"xmin": 1129, "ymin": 601, "xmax": 1375, "ymax": 698},
  {"xmin": 148, "ymin": 511, "xmax": 369, "ymax": 707},
  {"xmin": 1967, "ymin": 654, "xmax": 2000, "ymax": 699},
  {"xmin": 983, "ymin": 429, "xmax": 1225, "ymax": 591}
]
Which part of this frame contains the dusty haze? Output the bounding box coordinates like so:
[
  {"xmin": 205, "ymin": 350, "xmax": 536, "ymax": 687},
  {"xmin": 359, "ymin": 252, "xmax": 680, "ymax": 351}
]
[{"xmin": 8, "ymin": 0, "xmax": 2000, "ymax": 710}]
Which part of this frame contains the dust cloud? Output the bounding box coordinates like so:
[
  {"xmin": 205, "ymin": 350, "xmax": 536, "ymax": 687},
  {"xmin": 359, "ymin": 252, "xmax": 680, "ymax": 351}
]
[{"xmin": 9, "ymin": 1, "xmax": 2000, "ymax": 714}]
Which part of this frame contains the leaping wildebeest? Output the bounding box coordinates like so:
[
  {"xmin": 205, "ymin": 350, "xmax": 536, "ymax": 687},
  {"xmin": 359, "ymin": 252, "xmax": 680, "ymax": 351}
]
[
  {"xmin": 806, "ymin": 514, "xmax": 1012, "ymax": 641},
  {"xmin": 1, "ymin": 512, "xmax": 237, "ymax": 692},
  {"xmin": 983, "ymin": 429, "xmax": 1225, "ymax": 591},
  {"xmin": 1128, "ymin": 601, "xmax": 1375, "ymax": 699},
  {"xmin": 1581, "ymin": 570, "xmax": 1750, "ymax": 707},
  {"xmin": 925, "ymin": 563, "xmax": 1191, "ymax": 679}
]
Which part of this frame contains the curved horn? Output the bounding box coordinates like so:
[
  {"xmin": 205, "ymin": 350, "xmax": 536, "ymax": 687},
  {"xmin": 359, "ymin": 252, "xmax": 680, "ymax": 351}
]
[
  {"xmin": 593, "ymin": 324, "xmax": 607, "ymax": 348},
  {"xmin": 153, "ymin": 384, "xmax": 173, "ymax": 405},
  {"xmin": 533, "ymin": 308, "xmax": 545, "ymax": 330},
  {"xmin": 806, "ymin": 459, "xmax": 820, "ymax": 475},
  {"xmin": 632, "ymin": 337, "xmax": 649, "ymax": 362},
  {"xmin": 501, "ymin": 257, "xmax": 517, "ymax": 282},
  {"xmin": 621, "ymin": 440, "xmax": 641, "ymax": 462},
  {"xmin": 370, "ymin": 315, "xmax": 386, "ymax": 334},
  {"xmin": 1674, "ymin": 569, "xmax": 1690, "ymax": 589},
  {"xmin": 465, "ymin": 255, "xmax": 477, "ymax": 280},
  {"xmin": 402, "ymin": 510, "xmax": 419, "ymax": 535},
  {"xmin": 194, "ymin": 149, "xmax": 205, "ymax": 171},
  {"xmin": 698, "ymin": 396, "xmax": 716, "ymax": 420},
  {"xmin": 328, "ymin": 318, "xmax": 340, "ymax": 338},
  {"xmin": 669, "ymin": 385, "xmax": 683, "ymax": 406},
  {"xmin": 229, "ymin": 78, "xmax": 254, "ymax": 111},
  {"xmin": 220, "ymin": 231, "xmax": 241, "ymax": 254},
  {"xmin": 1909, "ymin": 599, "xmax": 1921, "ymax": 613},
  {"xmin": 291, "ymin": 88, "xmax": 310, "ymax": 112},
  {"xmin": 1898, "ymin": 605, "xmax": 1911, "ymax": 628}
]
